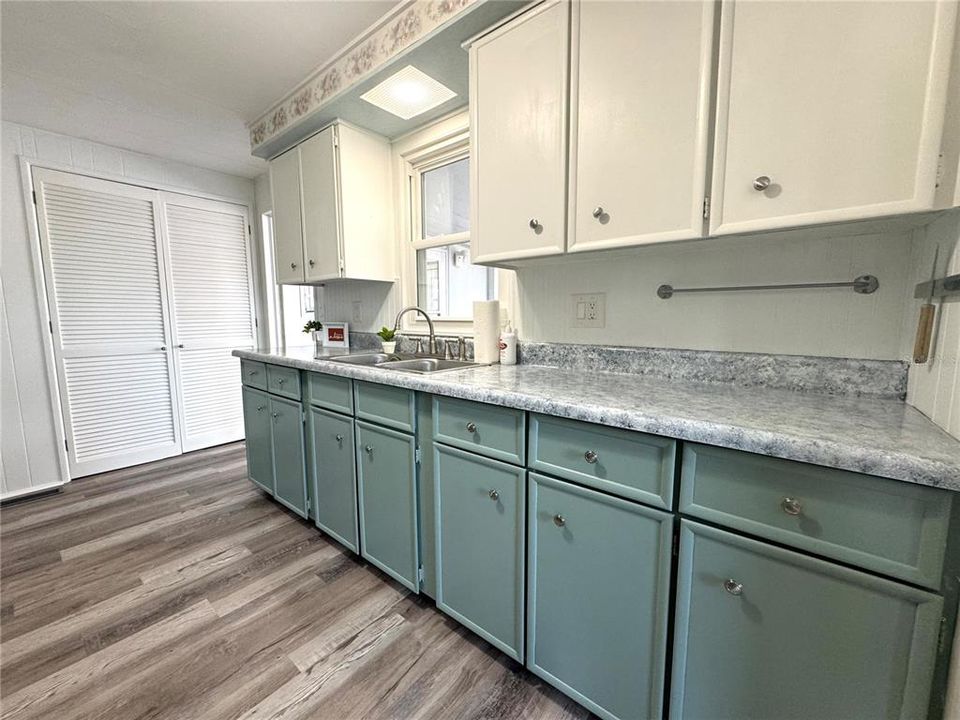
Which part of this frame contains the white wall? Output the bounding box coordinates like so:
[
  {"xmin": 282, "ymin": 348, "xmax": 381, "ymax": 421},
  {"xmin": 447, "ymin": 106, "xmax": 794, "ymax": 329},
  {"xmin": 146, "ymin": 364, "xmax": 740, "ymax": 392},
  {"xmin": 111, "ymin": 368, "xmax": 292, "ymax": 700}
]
[
  {"xmin": 903, "ymin": 209, "xmax": 960, "ymax": 438},
  {"xmin": 1, "ymin": 121, "xmax": 256, "ymax": 498},
  {"xmin": 513, "ymin": 220, "xmax": 921, "ymax": 360}
]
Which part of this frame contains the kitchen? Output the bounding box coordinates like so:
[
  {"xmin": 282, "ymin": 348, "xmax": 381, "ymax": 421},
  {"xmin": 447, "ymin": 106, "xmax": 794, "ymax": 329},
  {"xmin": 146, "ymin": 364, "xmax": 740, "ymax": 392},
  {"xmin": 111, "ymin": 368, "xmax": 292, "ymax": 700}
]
[{"xmin": 2, "ymin": 0, "xmax": 960, "ymax": 718}]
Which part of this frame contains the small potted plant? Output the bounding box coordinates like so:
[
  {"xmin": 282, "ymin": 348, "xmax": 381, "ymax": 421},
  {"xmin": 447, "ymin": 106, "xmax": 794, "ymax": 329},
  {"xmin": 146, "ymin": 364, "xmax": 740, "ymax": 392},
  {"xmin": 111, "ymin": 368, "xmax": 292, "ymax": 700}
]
[
  {"xmin": 303, "ymin": 320, "xmax": 323, "ymax": 352},
  {"xmin": 377, "ymin": 326, "xmax": 397, "ymax": 353}
]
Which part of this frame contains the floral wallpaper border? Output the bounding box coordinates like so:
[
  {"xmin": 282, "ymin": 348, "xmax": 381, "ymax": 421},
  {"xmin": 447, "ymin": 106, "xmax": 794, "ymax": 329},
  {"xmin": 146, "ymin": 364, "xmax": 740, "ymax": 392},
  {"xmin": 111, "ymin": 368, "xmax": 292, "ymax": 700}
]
[{"xmin": 249, "ymin": 0, "xmax": 477, "ymax": 153}]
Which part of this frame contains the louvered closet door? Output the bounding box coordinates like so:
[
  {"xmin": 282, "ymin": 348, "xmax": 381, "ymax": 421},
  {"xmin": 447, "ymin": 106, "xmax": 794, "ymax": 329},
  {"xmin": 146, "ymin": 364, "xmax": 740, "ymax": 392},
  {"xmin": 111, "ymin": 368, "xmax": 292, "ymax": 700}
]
[
  {"xmin": 160, "ymin": 194, "xmax": 256, "ymax": 452},
  {"xmin": 33, "ymin": 168, "xmax": 181, "ymax": 478}
]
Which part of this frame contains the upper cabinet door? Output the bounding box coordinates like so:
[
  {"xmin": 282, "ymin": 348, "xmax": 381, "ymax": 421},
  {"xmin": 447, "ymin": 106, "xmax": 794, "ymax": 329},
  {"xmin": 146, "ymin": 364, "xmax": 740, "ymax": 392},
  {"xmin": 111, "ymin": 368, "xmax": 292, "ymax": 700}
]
[
  {"xmin": 470, "ymin": 0, "xmax": 569, "ymax": 264},
  {"xmin": 568, "ymin": 1, "xmax": 714, "ymax": 253},
  {"xmin": 299, "ymin": 126, "xmax": 342, "ymax": 281},
  {"xmin": 710, "ymin": 1, "xmax": 957, "ymax": 236},
  {"xmin": 269, "ymin": 147, "xmax": 305, "ymax": 283}
]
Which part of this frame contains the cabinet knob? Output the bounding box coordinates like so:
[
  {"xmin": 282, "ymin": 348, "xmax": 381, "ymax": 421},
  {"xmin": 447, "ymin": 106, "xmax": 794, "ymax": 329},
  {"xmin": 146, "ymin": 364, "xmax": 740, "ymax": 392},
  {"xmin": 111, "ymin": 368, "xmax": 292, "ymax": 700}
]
[
  {"xmin": 290, "ymin": 262, "xmax": 297, "ymax": 269},
  {"xmin": 271, "ymin": 412, "xmax": 279, "ymax": 419},
  {"xmin": 488, "ymin": 489, "xmax": 499, "ymax": 501},
  {"xmin": 364, "ymin": 445, "xmax": 374, "ymax": 454},
  {"xmin": 277, "ymin": 378, "xmax": 285, "ymax": 385},
  {"xmin": 256, "ymin": 406, "xmax": 265, "ymax": 412},
  {"xmin": 592, "ymin": 206, "xmax": 604, "ymax": 219},
  {"xmin": 781, "ymin": 496, "xmax": 802, "ymax": 516},
  {"xmin": 723, "ymin": 578, "xmax": 743, "ymax": 596},
  {"xmin": 528, "ymin": 218, "xmax": 542, "ymax": 231},
  {"xmin": 249, "ymin": 370, "xmax": 259, "ymax": 376},
  {"xmin": 466, "ymin": 422, "xmax": 478, "ymax": 434},
  {"xmin": 308, "ymin": 259, "xmax": 315, "ymax": 267},
  {"xmin": 335, "ymin": 434, "xmax": 343, "ymax": 444},
  {"xmin": 753, "ymin": 175, "xmax": 772, "ymax": 191},
  {"xmin": 584, "ymin": 450, "xmax": 599, "ymax": 464},
  {"xmin": 553, "ymin": 514, "xmax": 565, "ymax": 528}
]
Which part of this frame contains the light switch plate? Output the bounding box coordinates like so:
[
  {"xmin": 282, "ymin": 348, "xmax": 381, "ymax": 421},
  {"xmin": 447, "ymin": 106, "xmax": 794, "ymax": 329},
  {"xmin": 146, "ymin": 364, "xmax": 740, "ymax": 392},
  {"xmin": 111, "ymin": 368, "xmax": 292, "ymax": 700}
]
[{"xmin": 571, "ymin": 293, "xmax": 606, "ymax": 328}]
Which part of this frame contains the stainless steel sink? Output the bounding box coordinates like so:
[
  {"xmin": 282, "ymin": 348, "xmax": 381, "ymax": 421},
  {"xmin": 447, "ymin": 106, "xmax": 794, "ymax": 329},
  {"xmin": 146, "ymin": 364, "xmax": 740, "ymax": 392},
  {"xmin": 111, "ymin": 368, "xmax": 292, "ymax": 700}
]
[
  {"xmin": 328, "ymin": 352, "xmax": 409, "ymax": 366},
  {"xmin": 380, "ymin": 358, "xmax": 485, "ymax": 374}
]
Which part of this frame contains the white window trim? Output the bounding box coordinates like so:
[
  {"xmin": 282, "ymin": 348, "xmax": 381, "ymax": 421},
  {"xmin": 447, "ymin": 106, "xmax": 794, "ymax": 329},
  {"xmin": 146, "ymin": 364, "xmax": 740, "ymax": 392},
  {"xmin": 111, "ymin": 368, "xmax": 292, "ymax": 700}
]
[{"xmin": 393, "ymin": 109, "xmax": 508, "ymax": 337}]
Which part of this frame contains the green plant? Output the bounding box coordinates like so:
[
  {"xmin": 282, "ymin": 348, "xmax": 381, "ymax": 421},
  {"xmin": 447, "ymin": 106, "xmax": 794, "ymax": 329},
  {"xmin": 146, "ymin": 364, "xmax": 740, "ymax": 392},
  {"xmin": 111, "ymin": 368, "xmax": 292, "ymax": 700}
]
[
  {"xmin": 377, "ymin": 326, "xmax": 396, "ymax": 342},
  {"xmin": 303, "ymin": 320, "xmax": 323, "ymax": 334}
]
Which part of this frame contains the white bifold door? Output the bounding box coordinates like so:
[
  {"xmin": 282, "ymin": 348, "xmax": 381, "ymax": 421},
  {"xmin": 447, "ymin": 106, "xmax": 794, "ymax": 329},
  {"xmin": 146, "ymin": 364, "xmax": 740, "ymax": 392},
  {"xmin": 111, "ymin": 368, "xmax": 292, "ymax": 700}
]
[{"xmin": 32, "ymin": 168, "xmax": 256, "ymax": 478}]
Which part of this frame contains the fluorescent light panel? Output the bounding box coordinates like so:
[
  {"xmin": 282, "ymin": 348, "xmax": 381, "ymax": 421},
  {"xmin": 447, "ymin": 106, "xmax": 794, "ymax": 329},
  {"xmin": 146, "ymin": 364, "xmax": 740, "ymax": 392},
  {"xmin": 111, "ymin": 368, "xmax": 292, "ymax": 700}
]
[{"xmin": 360, "ymin": 65, "xmax": 456, "ymax": 120}]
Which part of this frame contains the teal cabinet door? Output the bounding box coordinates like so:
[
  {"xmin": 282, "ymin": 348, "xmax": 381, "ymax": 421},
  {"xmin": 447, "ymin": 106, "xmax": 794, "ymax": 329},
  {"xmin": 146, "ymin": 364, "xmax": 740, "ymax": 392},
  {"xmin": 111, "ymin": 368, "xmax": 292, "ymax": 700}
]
[
  {"xmin": 435, "ymin": 445, "xmax": 525, "ymax": 661},
  {"xmin": 308, "ymin": 407, "xmax": 359, "ymax": 552},
  {"xmin": 356, "ymin": 420, "xmax": 419, "ymax": 591},
  {"xmin": 671, "ymin": 521, "xmax": 943, "ymax": 720},
  {"xmin": 269, "ymin": 395, "xmax": 308, "ymax": 517},
  {"xmin": 528, "ymin": 473, "xmax": 672, "ymax": 720},
  {"xmin": 242, "ymin": 386, "xmax": 274, "ymax": 495}
]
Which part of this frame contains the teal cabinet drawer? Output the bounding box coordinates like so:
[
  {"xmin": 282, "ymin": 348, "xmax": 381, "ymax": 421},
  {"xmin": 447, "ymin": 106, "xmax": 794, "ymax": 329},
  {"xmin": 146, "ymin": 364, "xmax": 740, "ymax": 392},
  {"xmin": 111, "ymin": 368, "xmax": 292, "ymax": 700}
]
[
  {"xmin": 528, "ymin": 473, "xmax": 672, "ymax": 720},
  {"xmin": 433, "ymin": 396, "xmax": 525, "ymax": 465},
  {"xmin": 241, "ymin": 359, "xmax": 267, "ymax": 390},
  {"xmin": 356, "ymin": 421, "xmax": 419, "ymax": 591},
  {"xmin": 671, "ymin": 521, "xmax": 942, "ymax": 720},
  {"xmin": 266, "ymin": 364, "xmax": 301, "ymax": 401},
  {"xmin": 679, "ymin": 444, "xmax": 952, "ymax": 588},
  {"xmin": 435, "ymin": 445, "xmax": 525, "ymax": 661},
  {"xmin": 308, "ymin": 407, "xmax": 359, "ymax": 552},
  {"xmin": 355, "ymin": 382, "xmax": 415, "ymax": 432},
  {"xmin": 529, "ymin": 414, "xmax": 675, "ymax": 509},
  {"xmin": 241, "ymin": 386, "xmax": 273, "ymax": 495},
  {"xmin": 269, "ymin": 395, "xmax": 307, "ymax": 517},
  {"xmin": 306, "ymin": 372, "xmax": 353, "ymax": 415}
]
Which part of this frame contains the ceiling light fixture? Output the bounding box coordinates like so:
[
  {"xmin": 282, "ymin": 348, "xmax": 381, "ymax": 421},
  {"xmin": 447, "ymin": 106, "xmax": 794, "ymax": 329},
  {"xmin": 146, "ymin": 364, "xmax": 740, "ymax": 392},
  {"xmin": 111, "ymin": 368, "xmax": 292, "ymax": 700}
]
[{"xmin": 360, "ymin": 65, "xmax": 457, "ymax": 120}]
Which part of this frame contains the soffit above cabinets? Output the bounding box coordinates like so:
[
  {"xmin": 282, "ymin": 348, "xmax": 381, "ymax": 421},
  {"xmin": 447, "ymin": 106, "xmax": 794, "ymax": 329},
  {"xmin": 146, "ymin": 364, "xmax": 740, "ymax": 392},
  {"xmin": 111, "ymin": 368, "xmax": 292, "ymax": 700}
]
[{"xmin": 249, "ymin": 0, "xmax": 526, "ymax": 160}]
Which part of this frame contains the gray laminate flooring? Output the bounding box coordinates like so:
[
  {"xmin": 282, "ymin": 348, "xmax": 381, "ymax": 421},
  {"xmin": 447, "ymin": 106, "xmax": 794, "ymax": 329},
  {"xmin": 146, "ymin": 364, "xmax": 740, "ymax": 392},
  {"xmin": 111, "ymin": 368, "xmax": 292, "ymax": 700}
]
[{"xmin": 0, "ymin": 443, "xmax": 591, "ymax": 720}]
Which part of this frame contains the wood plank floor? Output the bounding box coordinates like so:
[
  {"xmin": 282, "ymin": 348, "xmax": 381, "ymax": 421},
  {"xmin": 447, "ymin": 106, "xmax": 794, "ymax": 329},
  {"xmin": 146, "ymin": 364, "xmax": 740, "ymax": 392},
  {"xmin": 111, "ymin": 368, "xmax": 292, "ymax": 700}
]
[{"xmin": 0, "ymin": 443, "xmax": 591, "ymax": 720}]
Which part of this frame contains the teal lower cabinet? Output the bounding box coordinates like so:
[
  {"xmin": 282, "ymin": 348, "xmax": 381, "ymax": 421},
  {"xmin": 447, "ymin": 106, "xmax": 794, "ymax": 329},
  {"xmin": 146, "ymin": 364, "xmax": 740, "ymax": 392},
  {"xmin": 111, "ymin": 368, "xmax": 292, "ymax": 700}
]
[
  {"xmin": 269, "ymin": 395, "xmax": 308, "ymax": 517},
  {"xmin": 527, "ymin": 472, "xmax": 673, "ymax": 720},
  {"xmin": 435, "ymin": 444, "xmax": 526, "ymax": 661},
  {"xmin": 307, "ymin": 406, "xmax": 359, "ymax": 552},
  {"xmin": 241, "ymin": 386, "xmax": 274, "ymax": 495},
  {"xmin": 356, "ymin": 420, "xmax": 420, "ymax": 592},
  {"xmin": 670, "ymin": 520, "xmax": 943, "ymax": 720}
]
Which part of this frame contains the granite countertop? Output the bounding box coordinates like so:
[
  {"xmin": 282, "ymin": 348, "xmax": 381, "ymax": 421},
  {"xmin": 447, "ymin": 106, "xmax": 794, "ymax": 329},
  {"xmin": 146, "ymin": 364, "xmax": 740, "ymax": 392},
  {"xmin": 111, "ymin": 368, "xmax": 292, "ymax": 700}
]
[{"xmin": 234, "ymin": 346, "xmax": 960, "ymax": 492}]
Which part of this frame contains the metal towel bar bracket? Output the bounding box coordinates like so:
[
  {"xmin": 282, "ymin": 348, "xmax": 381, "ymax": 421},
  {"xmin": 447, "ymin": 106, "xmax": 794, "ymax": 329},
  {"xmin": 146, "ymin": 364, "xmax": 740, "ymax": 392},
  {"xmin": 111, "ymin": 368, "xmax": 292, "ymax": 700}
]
[{"xmin": 657, "ymin": 275, "xmax": 879, "ymax": 300}]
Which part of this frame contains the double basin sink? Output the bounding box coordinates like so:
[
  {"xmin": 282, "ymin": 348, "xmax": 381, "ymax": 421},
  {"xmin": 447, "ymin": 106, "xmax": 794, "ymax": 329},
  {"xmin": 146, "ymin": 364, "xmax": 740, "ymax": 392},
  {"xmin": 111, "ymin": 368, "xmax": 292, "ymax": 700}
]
[{"xmin": 329, "ymin": 352, "xmax": 485, "ymax": 375}]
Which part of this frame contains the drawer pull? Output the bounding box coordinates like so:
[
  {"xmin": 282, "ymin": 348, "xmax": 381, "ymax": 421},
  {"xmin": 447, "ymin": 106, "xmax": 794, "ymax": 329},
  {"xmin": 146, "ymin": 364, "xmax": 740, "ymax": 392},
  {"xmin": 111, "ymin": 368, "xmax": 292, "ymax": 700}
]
[
  {"xmin": 584, "ymin": 450, "xmax": 599, "ymax": 464},
  {"xmin": 249, "ymin": 370, "xmax": 259, "ymax": 376},
  {"xmin": 466, "ymin": 422, "xmax": 478, "ymax": 434},
  {"xmin": 277, "ymin": 378, "xmax": 285, "ymax": 385},
  {"xmin": 723, "ymin": 579, "xmax": 743, "ymax": 596},
  {"xmin": 781, "ymin": 497, "xmax": 802, "ymax": 516},
  {"xmin": 488, "ymin": 489, "xmax": 500, "ymax": 501},
  {"xmin": 553, "ymin": 514, "xmax": 566, "ymax": 528}
]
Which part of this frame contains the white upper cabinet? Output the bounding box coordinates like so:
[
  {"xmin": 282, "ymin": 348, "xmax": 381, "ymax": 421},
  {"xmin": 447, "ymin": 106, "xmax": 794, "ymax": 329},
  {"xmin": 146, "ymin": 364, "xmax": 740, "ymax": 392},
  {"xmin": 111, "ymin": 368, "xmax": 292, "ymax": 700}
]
[
  {"xmin": 470, "ymin": 0, "xmax": 569, "ymax": 264},
  {"xmin": 710, "ymin": 0, "xmax": 958, "ymax": 236},
  {"xmin": 568, "ymin": 0, "xmax": 714, "ymax": 253},
  {"xmin": 268, "ymin": 122, "xmax": 395, "ymax": 284}
]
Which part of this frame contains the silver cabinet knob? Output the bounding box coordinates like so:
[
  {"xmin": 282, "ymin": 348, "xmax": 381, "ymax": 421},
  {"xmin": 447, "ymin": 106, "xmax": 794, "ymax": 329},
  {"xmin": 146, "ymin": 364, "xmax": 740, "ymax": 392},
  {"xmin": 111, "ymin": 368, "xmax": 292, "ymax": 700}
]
[
  {"xmin": 489, "ymin": 489, "xmax": 499, "ymax": 501},
  {"xmin": 528, "ymin": 218, "xmax": 542, "ymax": 231},
  {"xmin": 781, "ymin": 497, "xmax": 802, "ymax": 516},
  {"xmin": 335, "ymin": 434, "xmax": 343, "ymax": 443},
  {"xmin": 256, "ymin": 405, "xmax": 265, "ymax": 412},
  {"xmin": 271, "ymin": 412, "xmax": 279, "ymax": 419},
  {"xmin": 753, "ymin": 175, "xmax": 772, "ymax": 191},
  {"xmin": 723, "ymin": 579, "xmax": 743, "ymax": 596},
  {"xmin": 364, "ymin": 445, "xmax": 373, "ymax": 453},
  {"xmin": 308, "ymin": 259, "xmax": 315, "ymax": 267},
  {"xmin": 584, "ymin": 450, "xmax": 599, "ymax": 464},
  {"xmin": 248, "ymin": 370, "xmax": 259, "ymax": 376},
  {"xmin": 277, "ymin": 378, "xmax": 285, "ymax": 385},
  {"xmin": 466, "ymin": 422, "xmax": 478, "ymax": 434},
  {"xmin": 290, "ymin": 262, "xmax": 298, "ymax": 270},
  {"xmin": 553, "ymin": 514, "xmax": 565, "ymax": 527},
  {"xmin": 592, "ymin": 206, "xmax": 604, "ymax": 219}
]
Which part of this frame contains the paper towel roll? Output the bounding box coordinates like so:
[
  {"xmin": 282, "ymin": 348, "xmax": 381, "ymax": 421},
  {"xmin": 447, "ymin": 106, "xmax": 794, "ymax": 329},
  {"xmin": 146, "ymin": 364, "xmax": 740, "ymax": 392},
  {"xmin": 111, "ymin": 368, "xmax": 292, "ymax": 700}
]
[{"xmin": 473, "ymin": 300, "xmax": 500, "ymax": 364}]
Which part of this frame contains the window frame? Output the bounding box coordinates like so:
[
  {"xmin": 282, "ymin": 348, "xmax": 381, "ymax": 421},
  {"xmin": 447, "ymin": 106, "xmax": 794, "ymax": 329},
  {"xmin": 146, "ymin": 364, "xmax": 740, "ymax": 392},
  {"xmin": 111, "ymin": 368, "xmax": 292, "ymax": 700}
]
[{"xmin": 396, "ymin": 111, "xmax": 495, "ymax": 337}]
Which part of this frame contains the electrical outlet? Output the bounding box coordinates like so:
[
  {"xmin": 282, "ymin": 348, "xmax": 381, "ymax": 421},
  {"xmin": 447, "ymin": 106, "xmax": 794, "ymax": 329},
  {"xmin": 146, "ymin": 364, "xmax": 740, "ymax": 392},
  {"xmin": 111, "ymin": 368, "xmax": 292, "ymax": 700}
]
[
  {"xmin": 571, "ymin": 293, "xmax": 606, "ymax": 328},
  {"xmin": 352, "ymin": 301, "xmax": 363, "ymax": 324}
]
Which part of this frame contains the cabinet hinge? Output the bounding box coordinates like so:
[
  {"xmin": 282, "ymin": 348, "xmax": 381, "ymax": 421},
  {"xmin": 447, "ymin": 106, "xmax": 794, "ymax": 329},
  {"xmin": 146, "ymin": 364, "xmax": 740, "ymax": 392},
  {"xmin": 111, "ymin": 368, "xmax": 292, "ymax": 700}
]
[
  {"xmin": 415, "ymin": 446, "xmax": 422, "ymax": 465},
  {"xmin": 417, "ymin": 565, "xmax": 425, "ymax": 587},
  {"xmin": 702, "ymin": 197, "xmax": 711, "ymax": 219}
]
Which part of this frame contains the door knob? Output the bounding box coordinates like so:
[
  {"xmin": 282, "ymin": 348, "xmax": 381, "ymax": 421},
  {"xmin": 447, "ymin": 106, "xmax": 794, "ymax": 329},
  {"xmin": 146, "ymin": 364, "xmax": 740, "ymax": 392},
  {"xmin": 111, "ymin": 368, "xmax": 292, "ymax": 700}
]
[
  {"xmin": 752, "ymin": 176, "xmax": 772, "ymax": 191},
  {"xmin": 160, "ymin": 345, "xmax": 167, "ymax": 351}
]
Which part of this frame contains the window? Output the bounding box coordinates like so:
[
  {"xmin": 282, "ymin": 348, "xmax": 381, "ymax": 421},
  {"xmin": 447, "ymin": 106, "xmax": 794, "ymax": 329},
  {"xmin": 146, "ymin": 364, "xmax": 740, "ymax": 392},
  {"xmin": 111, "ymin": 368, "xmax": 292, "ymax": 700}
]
[
  {"xmin": 402, "ymin": 121, "xmax": 496, "ymax": 331},
  {"xmin": 261, "ymin": 212, "xmax": 318, "ymax": 348}
]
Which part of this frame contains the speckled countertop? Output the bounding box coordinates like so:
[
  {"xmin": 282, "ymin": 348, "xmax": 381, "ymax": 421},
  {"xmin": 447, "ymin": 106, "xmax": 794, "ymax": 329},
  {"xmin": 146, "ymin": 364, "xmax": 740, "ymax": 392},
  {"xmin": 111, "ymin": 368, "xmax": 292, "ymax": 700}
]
[{"xmin": 234, "ymin": 346, "xmax": 960, "ymax": 492}]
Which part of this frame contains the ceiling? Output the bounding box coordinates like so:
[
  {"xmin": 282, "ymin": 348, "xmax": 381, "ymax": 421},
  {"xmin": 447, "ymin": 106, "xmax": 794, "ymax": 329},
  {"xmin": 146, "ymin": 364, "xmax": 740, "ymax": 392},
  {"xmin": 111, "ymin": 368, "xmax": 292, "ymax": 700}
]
[{"xmin": 0, "ymin": 0, "xmax": 398, "ymax": 178}]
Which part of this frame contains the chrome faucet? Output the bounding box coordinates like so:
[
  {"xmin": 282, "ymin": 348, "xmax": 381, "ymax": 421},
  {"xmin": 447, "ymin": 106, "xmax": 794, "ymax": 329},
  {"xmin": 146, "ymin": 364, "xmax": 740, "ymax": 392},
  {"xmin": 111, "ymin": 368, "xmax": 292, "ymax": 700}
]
[{"xmin": 393, "ymin": 306, "xmax": 437, "ymax": 355}]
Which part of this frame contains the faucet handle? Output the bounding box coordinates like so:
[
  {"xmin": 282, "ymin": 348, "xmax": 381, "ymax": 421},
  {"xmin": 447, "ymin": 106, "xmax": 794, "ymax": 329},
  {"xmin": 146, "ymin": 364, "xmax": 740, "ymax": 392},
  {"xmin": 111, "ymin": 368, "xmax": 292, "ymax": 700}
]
[
  {"xmin": 457, "ymin": 336, "xmax": 467, "ymax": 361},
  {"xmin": 414, "ymin": 337, "xmax": 425, "ymax": 354}
]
